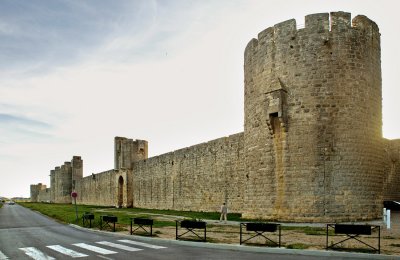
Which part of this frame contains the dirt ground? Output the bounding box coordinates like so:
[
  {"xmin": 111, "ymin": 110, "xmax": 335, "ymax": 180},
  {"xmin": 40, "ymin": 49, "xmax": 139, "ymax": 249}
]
[
  {"xmin": 100, "ymin": 211, "xmax": 400, "ymax": 256},
  {"xmin": 122, "ymin": 224, "xmax": 400, "ymax": 255}
]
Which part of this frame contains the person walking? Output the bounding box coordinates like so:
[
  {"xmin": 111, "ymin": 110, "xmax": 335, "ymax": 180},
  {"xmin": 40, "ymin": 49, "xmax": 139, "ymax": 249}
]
[{"xmin": 220, "ymin": 202, "xmax": 228, "ymax": 223}]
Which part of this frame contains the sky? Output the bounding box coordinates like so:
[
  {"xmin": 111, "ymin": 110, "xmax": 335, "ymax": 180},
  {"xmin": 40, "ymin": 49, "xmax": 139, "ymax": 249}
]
[{"xmin": 1, "ymin": 0, "xmax": 399, "ymax": 198}]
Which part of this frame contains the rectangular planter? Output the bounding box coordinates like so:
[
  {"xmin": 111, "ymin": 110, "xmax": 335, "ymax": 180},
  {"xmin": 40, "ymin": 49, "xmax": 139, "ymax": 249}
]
[{"xmin": 181, "ymin": 220, "xmax": 206, "ymax": 229}]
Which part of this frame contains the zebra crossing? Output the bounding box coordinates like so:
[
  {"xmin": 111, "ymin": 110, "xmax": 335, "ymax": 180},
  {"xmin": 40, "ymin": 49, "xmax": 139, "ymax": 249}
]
[
  {"xmin": 0, "ymin": 239, "xmax": 166, "ymax": 259},
  {"xmin": 0, "ymin": 250, "xmax": 9, "ymax": 260}
]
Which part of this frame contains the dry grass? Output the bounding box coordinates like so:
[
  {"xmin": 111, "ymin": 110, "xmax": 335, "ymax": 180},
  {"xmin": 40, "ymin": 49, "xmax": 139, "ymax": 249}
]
[{"xmin": 119, "ymin": 222, "xmax": 400, "ymax": 255}]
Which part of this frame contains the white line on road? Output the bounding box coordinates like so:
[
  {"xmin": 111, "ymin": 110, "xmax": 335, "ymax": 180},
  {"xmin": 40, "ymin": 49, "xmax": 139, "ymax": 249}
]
[
  {"xmin": 47, "ymin": 245, "xmax": 88, "ymax": 258},
  {"xmin": 118, "ymin": 239, "xmax": 167, "ymax": 249},
  {"xmin": 96, "ymin": 241, "xmax": 142, "ymax": 252},
  {"xmin": 96, "ymin": 255, "xmax": 115, "ymax": 260},
  {"xmin": 0, "ymin": 250, "xmax": 8, "ymax": 260},
  {"xmin": 73, "ymin": 243, "xmax": 117, "ymax": 255},
  {"xmin": 19, "ymin": 247, "xmax": 55, "ymax": 260}
]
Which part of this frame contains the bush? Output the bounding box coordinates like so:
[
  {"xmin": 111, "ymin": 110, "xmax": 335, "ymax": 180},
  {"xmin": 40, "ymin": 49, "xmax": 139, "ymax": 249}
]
[{"xmin": 286, "ymin": 243, "xmax": 310, "ymax": 249}]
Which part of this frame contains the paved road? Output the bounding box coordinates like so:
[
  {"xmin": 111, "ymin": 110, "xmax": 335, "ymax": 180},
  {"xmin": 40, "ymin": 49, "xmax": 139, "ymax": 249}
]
[{"xmin": 0, "ymin": 204, "xmax": 388, "ymax": 259}]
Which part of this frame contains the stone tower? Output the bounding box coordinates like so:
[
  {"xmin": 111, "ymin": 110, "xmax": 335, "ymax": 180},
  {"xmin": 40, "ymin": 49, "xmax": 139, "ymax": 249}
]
[
  {"xmin": 71, "ymin": 156, "xmax": 83, "ymax": 189},
  {"xmin": 50, "ymin": 169, "xmax": 55, "ymax": 202},
  {"xmin": 114, "ymin": 137, "xmax": 148, "ymax": 170},
  {"xmin": 30, "ymin": 183, "xmax": 46, "ymax": 202},
  {"xmin": 243, "ymin": 12, "xmax": 382, "ymax": 222},
  {"xmin": 49, "ymin": 156, "xmax": 83, "ymax": 203},
  {"xmin": 114, "ymin": 137, "xmax": 148, "ymax": 208}
]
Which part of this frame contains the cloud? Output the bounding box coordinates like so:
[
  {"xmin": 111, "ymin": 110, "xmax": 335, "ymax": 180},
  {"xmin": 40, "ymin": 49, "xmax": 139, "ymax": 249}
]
[
  {"xmin": 0, "ymin": 0, "xmax": 157, "ymax": 75},
  {"xmin": 0, "ymin": 113, "xmax": 54, "ymax": 144},
  {"xmin": 0, "ymin": 113, "xmax": 51, "ymax": 128},
  {"xmin": 0, "ymin": 0, "xmax": 235, "ymax": 77}
]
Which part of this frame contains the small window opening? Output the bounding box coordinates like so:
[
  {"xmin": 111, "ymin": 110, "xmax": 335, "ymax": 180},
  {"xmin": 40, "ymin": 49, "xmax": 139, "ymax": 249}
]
[{"xmin": 269, "ymin": 113, "xmax": 281, "ymax": 134}]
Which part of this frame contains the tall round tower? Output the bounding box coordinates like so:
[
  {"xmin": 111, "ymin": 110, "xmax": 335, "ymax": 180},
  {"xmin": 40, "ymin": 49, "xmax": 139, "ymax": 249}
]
[{"xmin": 243, "ymin": 12, "xmax": 383, "ymax": 222}]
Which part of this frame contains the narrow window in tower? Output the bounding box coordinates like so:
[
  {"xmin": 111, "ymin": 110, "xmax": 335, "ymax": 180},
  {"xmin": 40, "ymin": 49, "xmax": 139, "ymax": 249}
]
[{"xmin": 269, "ymin": 112, "xmax": 281, "ymax": 134}]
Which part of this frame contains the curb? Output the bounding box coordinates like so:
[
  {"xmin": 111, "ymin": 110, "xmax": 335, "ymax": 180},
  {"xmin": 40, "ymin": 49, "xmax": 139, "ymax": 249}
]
[{"xmin": 69, "ymin": 224, "xmax": 400, "ymax": 259}]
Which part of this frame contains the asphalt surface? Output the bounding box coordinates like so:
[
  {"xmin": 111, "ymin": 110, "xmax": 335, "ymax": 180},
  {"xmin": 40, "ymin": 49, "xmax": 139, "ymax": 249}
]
[{"xmin": 0, "ymin": 203, "xmax": 398, "ymax": 259}]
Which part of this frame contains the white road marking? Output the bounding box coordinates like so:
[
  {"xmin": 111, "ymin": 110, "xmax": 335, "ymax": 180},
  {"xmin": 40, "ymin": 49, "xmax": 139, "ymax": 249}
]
[
  {"xmin": 73, "ymin": 243, "xmax": 117, "ymax": 255},
  {"xmin": 19, "ymin": 247, "xmax": 55, "ymax": 260},
  {"xmin": 96, "ymin": 241, "xmax": 142, "ymax": 252},
  {"xmin": 47, "ymin": 245, "xmax": 88, "ymax": 258},
  {"xmin": 118, "ymin": 239, "xmax": 167, "ymax": 249},
  {"xmin": 96, "ymin": 255, "xmax": 115, "ymax": 260},
  {"xmin": 0, "ymin": 250, "xmax": 8, "ymax": 260}
]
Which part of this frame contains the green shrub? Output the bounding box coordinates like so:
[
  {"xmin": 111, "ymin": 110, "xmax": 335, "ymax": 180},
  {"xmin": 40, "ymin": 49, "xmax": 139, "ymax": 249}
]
[{"xmin": 286, "ymin": 243, "xmax": 310, "ymax": 249}]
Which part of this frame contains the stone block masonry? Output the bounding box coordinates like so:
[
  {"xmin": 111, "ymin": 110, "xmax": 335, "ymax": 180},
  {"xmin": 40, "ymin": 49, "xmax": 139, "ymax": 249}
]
[
  {"xmin": 243, "ymin": 12, "xmax": 383, "ymax": 221},
  {"xmin": 74, "ymin": 169, "xmax": 132, "ymax": 207},
  {"xmin": 133, "ymin": 133, "xmax": 245, "ymax": 213},
  {"xmin": 115, "ymin": 137, "xmax": 148, "ymax": 170},
  {"xmin": 31, "ymin": 12, "xmax": 400, "ymax": 222},
  {"xmin": 383, "ymin": 139, "xmax": 400, "ymax": 201},
  {"xmin": 30, "ymin": 183, "xmax": 47, "ymax": 202}
]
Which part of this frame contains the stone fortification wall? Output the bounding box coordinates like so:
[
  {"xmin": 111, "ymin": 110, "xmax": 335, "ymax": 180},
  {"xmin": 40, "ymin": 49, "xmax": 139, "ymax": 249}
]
[
  {"xmin": 50, "ymin": 156, "xmax": 83, "ymax": 203},
  {"xmin": 75, "ymin": 169, "xmax": 132, "ymax": 207},
  {"xmin": 50, "ymin": 170, "xmax": 55, "ymax": 202},
  {"xmin": 383, "ymin": 139, "xmax": 400, "ymax": 201},
  {"xmin": 75, "ymin": 170, "xmax": 116, "ymax": 206},
  {"xmin": 30, "ymin": 11, "xmax": 400, "ymax": 223},
  {"xmin": 71, "ymin": 156, "xmax": 83, "ymax": 189},
  {"xmin": 244, "ymin": 12, "xmax": 383, "ymax": 222},
  {"xmin": 54, "ymin": 163, "xmax": 72, "ymax": 203},
  {"xmin": 132, "ymin": 133, "xmax": 244, "ymax": 213},
  {"xmin": 30, "ymin": 183, "xmax": 47, "ymax": 202},
  {"xmin": 37, "ymin": 188, "xmax": 51, "ymax": 202},
  {"xmin": 115, "ymin": 137, "xmax": 148, "ymax": 170}
]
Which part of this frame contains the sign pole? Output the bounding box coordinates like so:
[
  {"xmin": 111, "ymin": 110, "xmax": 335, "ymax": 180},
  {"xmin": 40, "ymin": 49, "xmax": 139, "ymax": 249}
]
[{"xmin": 71, "ymin": 192, "xmax": 78, "ymax": 223}]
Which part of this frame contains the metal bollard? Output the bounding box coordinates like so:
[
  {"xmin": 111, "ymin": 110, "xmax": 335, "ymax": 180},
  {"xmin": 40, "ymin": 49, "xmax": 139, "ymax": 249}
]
[
  {"xmin": 383, "ymin": 208, "xmax": 387, "ymax": 223},
  {"xmin": 387, "ymin": 209, "xmax": 391, "ymax": 229}
]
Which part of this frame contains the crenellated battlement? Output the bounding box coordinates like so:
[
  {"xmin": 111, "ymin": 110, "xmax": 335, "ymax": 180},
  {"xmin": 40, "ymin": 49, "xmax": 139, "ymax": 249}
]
[
  {"xmin": 245, "ymin": 12, "xmax": 380, "ymax": 61},
  {"xmin": 114, "ymin": 136, "xmax": 148, "ymax": 170},
  {"xmin": 244, "ymin": 11, "xmax": 383, "ymax": 221},
  {"xmin": 305, "ymin": 13, "xmax": 329, "ymax": 32},
  {"xmin": 273, "ymin": 19, "xmax": 297, "ymax": 39}
]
